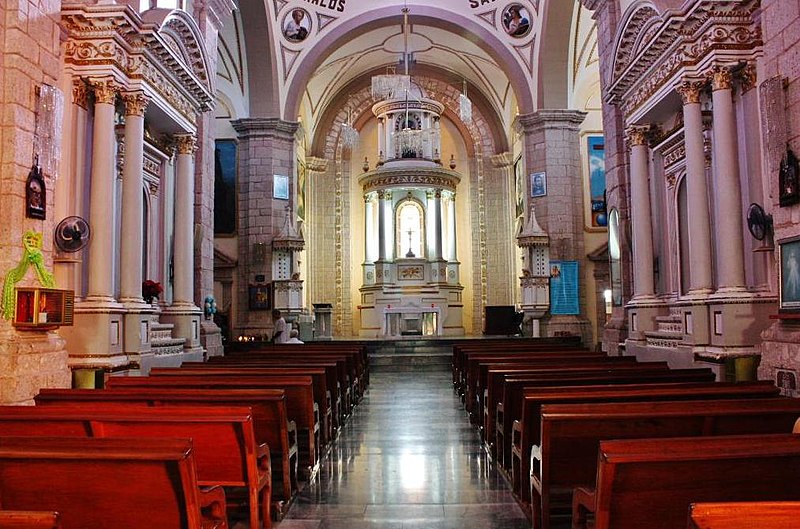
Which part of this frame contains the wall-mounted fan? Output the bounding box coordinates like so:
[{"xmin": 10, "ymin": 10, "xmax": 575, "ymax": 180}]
[
  {"xmin": 746, "ymin": 203, "xmax": 774, "ymax": 251},
  {"xmin": 55, "ymin": 216, "xmax": 91, "ymax": 253}
]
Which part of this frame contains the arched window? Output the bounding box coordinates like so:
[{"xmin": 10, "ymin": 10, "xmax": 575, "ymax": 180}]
[{"xmin": 396, "ymin": 199, "xmax": 425, "ymax": 258}]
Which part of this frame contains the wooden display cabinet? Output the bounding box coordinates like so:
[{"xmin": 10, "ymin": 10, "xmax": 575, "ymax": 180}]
[{"xmin": 13, "ymin": 287, "xmax": 74, "ymax": 329}]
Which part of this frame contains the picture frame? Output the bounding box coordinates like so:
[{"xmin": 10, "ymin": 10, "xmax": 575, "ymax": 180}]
[
  {"xmin": 779, "ymin": 146, "xmax": 800, "ymax": 208},
  {"xmin": 779, "ymin": 236, "xmax": 800, "ymax": 311},
  {"xmin": 586, "ymin": 135, "xmax": 607, "ymax": 228},
  {"xmin": 248, "ymin": 284, "xmax": 271, "ymax": 311},
  {"xmin": 273, "ymin": 174, "xmax": 289, "ymax": 200},
  {"xmin": 530, "ymin": 171, "xmax": 546, "ymax": 198},
  {"xmin": 282, "ymin": 8, "xmax": 312, "ymax": 43},
  {"xmin": 26, "ymin": 162, "xmax": 46, "ymax": 220}
]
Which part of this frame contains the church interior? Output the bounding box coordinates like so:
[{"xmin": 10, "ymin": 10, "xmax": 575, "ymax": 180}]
[{"xmin": 2, "ymin": 0, "xmax": 800, "ymax": 527}]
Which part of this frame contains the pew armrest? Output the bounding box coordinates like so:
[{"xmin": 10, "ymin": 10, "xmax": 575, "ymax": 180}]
[
  {"xmin": 199, "ymin": 485, "xmax": 229, "ymax": 529},
  {"xmin": 572, "ymin": 486, "xmax": 596, "ymax": 529},
  {"xmin": 512, "ymin": 420, "xmax": 522, "ymax": 453},
  {"xmin": 257, "ymin": 442, "xmax": 272, "ymax": 478},
  {"xmin": 287, "ymin": 420, "xmax": 298, "ymax": 453}
]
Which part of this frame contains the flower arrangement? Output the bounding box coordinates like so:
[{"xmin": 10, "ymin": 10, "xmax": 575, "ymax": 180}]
[{"xmin": 142, "ymin": 280, "xmax": 163, "ymax": 304}]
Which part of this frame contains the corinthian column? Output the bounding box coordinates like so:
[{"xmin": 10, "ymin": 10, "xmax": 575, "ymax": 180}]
[
  {"xmin": 677, "ymin": 80, "xmax": 714, "ymax": 295},
  {"xmin": 119, "ymin": 92, "xmax": 150, "ymax": 304},
  {"xmin": 710, "ymin": 66, "xmax": 747, "ymax": 293},
  {"xmin": 86, "ymin": 78, "xmax": 119, "ymax": 304},
  {"xmin": 173, "ymin": 134, "xmax": 197, "ymax": 307},
  {"xmin": 626, "ymin": 126, "xmax": 656, "ymax": 300}
]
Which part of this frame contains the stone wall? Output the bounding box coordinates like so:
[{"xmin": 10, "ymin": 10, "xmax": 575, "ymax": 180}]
[
  {"xmin": 758, "ymin": 0, "xmax": 800, "ymax": 394},
  {"xmin": 0, "ymin": 0, "xmax": 70, "ymax": 404}
]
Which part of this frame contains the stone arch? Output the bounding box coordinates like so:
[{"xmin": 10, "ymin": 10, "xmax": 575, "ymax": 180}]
[
  {"xmin": 610, "ymin": 2, "xmax": 662, "ymax": 86},
  {"xmin": 538, "ymin": 0, "xmax": 577, "ymax": 108},
  {"xmin": 142, "ymin": 9, "xmax": 213, "ymax": 92},
  {"xmin": 236, "ymin": 0, "xmax": 280, "ymax": 117},
  {"xmin": 285, "ymin": 5, "xmax": 535, "ymax": 121}
]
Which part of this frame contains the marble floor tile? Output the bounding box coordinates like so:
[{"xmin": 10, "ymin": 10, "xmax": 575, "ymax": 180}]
[{"xmin": 274, "ymin": 369, "xmax": 530, "ymax": 529}]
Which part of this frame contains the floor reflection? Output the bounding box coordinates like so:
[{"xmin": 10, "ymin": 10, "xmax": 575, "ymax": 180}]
[{"xmin": 275, "ymin": 369, "xmax": 530, "ymax": 529}]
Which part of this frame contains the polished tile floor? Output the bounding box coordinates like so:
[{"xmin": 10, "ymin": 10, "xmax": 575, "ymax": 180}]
[{"xmin": 273, "ymin": 368, "xmax": 531, "ymax": 529}]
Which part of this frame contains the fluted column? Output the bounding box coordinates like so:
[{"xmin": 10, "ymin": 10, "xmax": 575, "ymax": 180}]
[
  {"xmin": 677, "ymin": 80, "xmax": 714, "ymax": 294},
  {"xmin": 377, "ymin": 190, "xmax": 387, "ymax": 261},
  {"xmin": 364, "ymin": 193, "xmax": 376, "ymax": 262},
  {"xmin": 119, "ymin": 92, "xmax": 150, "ymax": 304},
  {"xmin": 447, "ymin": 191, "xmax": 457, "ymax": 261},
  {"xmin": 434, "ymin": 190, "xmax": 444, "ymax": 261},
  {"xmin": 426, "ymin": 191, "xmax": 436, "ymax": 258},
  {"xmin": 627, "ymin": 126, "xmax": 656, "ymax": 299},
  {"xmin": 384, "ymin": 191, "xmax": 394, "ymax": 260},
  {"xmin": 710, "ymin": 66, "xmax": 747, "ymax": 292},
  {"xmin": 86, "ymin": 78, "xmax": 119, "ymax": 304},
  {"xmin": 173, "ymin": 134, "xmax": 197, "ymax": 307}
]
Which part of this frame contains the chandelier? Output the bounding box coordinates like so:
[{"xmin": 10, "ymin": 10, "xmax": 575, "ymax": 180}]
[{"xmin": 340, "ymin": 105, "xmax": 359, "ymax": 150}]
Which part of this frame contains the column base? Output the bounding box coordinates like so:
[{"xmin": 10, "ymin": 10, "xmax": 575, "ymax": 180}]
[
  {"xmin": 0, "ymin": 329, "xmax": 69, "ymax": 404},
  {"xmin": 160, "ymin": 305, "xmax": 203, "ymax": 350},
  {"xmin": 200, "ymin": 319, "xmax": 224, "ymax": 358},
  {"xmin": 61, "ymin": 304, "xmax": 130, "ymax": 373},
  {"xmin": 685, "ymin": 288, "xmax": 714, "ymax": 299}
]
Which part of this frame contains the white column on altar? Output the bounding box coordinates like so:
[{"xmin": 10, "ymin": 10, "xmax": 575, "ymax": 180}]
[
  {"xmin": 626, "ymin": 126, "xmax": 656, "ymax": 299},
  {"xmin": 677, "ymin": 80, "xmax": 714, "ymax": 294},
  {"xmin": 377, "ymin": 118, "xmax": 385, "ymax": 163},
  {"xmin": 426, "ymin": 191, "xmax": 436, "ymax": 258},
  {"xmin": 377, "ymin": 190, "xmax": 387, "ymax": 261},
  {"xmin": 434, "ymin": 190, "xmax": 444, "ymax": 260},
  {"xmin": 710, "ymin": 66, "xmax": 747, "ymax": 292},
  {"xmin": 86, "ymin": 78, "xmax": 119, "ymax": 303},
  {"xmin": 119, "ymin": 92, "xmax": 150, "ymax": 304},
  {"xmin": 447, "ymin": 191, "xmax": 457, "ymax": 261},
  {"xmin": 173, "ymin": 134, "xmax": 197, "ymax": 306},
  {"xmin": 364, "ymin": 193, "xmax": 376, "ymax": 262},
  {"xmin": 384, "ymin": 191, "xmax": 394, "ymax": 260}
]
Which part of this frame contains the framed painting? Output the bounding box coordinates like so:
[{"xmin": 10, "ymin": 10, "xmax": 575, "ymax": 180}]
[
  {"xmin": 530, "ymin": 171, "xmax": 546, "ymax": 198},
  {"xmin": 273, "ymin": 174, "xmax": 289, "ymax": 200},
  {"xmin": 779, "ymin": 236, "xmax": 800, "ymax": 311},
  {"xmin": 248, "ymin": 284, "xmax": 271, "ymax": 311},
  {"xmin": 587, "ymin": 135, "xmax": 607, "ymax": 227}
]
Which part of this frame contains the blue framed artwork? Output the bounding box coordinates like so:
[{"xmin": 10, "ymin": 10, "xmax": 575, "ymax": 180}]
[
  {"xmin": 530, "ymin": 171, "xmax": 546, "ymax": 197},
  {"xmin": 273, "ymin": 174, "xmax": 289, "ymax": 200},
  {"xmin": 550, "ymin": 260, "xmax": 580, "ymax": 315},
  {"xmin": 587, "ymin": 135, "xmax": 607, "ymax": 227}
]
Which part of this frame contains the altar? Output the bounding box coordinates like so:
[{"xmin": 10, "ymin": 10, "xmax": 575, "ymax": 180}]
[{"xmin": 382, "ymin": 306, "xmax": 442, "ymax": 337}]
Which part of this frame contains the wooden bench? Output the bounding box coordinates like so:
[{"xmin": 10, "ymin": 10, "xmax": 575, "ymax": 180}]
[
  {"xmin": 534, "ymin": 398, "xmax": 800, "ymax": 529},
  {"xmin": 0, "ymin": 511, "xmax": 60, "ymax": 529},
  {"xmin": 572, "ymin": 434, "xmax": 800, "ymax": 529},
  {"xmin": 153, "ymin": 366, "xmax": 334, "ymax": 444},
  {"xmin": 0, "ymin": 405, "xmax": 272, "ymax": 529},
  {"xmin": 0, "ymin": 436, "xmax": 228, "ymax": 529},
  {"xmin": 688, "ymin": 501, "xmax": 800, "ymax": 529},
  {"xmin": 35, "ymin": 388, "xmax": 298, "ymax": 504},
  {"xmin": 510, "ymin": 381, "xmax": 781, "ymax": 507},
  {"xmin": 106, "ymin": 374, "xmax": 320, "ymax": 475}
]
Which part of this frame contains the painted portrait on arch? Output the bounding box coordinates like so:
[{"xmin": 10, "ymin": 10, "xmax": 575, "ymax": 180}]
[
  {"xmin": 283, "ymin": 8, "xmax": 312, "ymax": 43},
  {"xmin": 502, "ymin": 4, "xmax": 532, "ymax": 38}
]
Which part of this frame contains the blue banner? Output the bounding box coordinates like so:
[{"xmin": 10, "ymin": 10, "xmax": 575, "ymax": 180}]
[{"xmin": 550, "ymin": 260, "xmax": 580, "ymax": 315}]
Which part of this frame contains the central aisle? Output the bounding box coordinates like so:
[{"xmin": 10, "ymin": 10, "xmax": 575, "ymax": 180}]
[{"xmin": 275, "ymin": 368, "xmax": 530, "ymax": 529}]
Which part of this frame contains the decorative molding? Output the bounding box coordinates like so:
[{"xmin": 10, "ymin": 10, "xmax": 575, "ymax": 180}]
[
  {"xmin": 231, "ymin": 118, "xmax": 299, "ymax": 140},
  {"xmin": 174, "ymin": 134, "xmax": 197, "ymax": 155},
  {"xmin": 358, "ymin": 167, "xmax": 461, "ymax": 194},
  {"xmin": 490, "ymin": 152, "xmax": 514, "ymax": 168},
  {"xmin": 709, "ymin": 64, "xmax": 733, "ymax": 91},
  {"xmin": 89, "ymin": 77, "xmax": 118, "ymax": 105},
  {"xmin": 72, "ymin": 78, "xmax": 91, "ymax": 109},
  {"xmin": 475, "ymin": 9, "xmax": 497, "ymax": 29},
  {"xmin": 512, "ymin": 38, "xmax": 537, "ymax": 76},
  {"xmin": 626, "ymin": 126, "xmax": 650, "ymax": 147},
  {"xmin": 740, "ymin": 63, "xmax": 757, "ymax": 93},
  {"xmin": 316, "ymin": 12, "xmax": 337, "ymax": 32},
  {"xmin": 280, "ymin": 45, "xmax": 302, "ymax": 81},
  {"xmin": 306, "ymin": 156, "xmax": 329, "ymax": 173}
]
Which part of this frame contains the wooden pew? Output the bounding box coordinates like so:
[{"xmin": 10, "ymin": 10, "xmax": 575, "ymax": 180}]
[
  {"xmin": 534, "ymin": 398, "xmax": 800, "ymax": 529},
  {"xmin": 572, "ymin": 434, "xmax": 800, "ymax": 529},
  {"xmin": 154, "ymin": 366, "xmax": 333, "ymax": 443},
  {"xmin": 106, "ymin": 374, "xmax": 320, "ymax": 475},
  {"xmin": 0, "ymin": 512, "xmax": 60, "ymax": 529},
  {"xmin": 0, "ymin": 405, "xmax": 272, "ymax": 529},
  {"xmin": 688, "ymin": 501, "xmax": 800, "ymax": 529},
  {"xmin": 35, "ymin": 388, "xmax": 299, "ymax": 504},
  {"xmin": 510, "ymin": 381, "xmax": 781, "ymax": 507},
  {"xmin": 0, "ymin": 436, "xmax": 228, "ymax": 529}
]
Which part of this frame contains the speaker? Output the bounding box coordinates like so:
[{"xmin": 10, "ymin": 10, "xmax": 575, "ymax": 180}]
[{"xmin": 484, "ymin": 305, "xmax": 518, "ymax": 335}]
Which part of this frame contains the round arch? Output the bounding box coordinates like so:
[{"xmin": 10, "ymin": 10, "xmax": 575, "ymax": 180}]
[{"xmin": 284, "ymin": 5, "xmax": 535, "ymax": 120}]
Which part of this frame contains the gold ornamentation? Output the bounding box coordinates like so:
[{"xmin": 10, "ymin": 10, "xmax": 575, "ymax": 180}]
[
  {"xmin": 121, "ymin": 91, "xmax": 150, "ymax": 116},
  {"xmin": 676, "ymin": 80, "xmax": 704, "ymax": 105},
  {"xmin": 89, "ymin": 78, "xmax": 118, "ymax": 105},
  {"xmin": 740, "ymin": 63, "xmax": 757, "ymax": 93},
  {"xmin": 72, "ymin": 78, "xmax": 90, "ymax": 109},
  {"xmin": 174, "ymin": 134, "xmax": 196, "ymax": 155},
  {"xmin": 626, "ymin": 126, "xmax": 650, "ymax": 147},
  {"xmin": 710, "ymin": 65, "xmax": 733, "ymax": 91}
]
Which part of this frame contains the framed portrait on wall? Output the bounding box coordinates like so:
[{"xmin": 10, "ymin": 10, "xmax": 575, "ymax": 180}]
[
  {"xmin": 779, "ymin": 236, "xmax": 800, "ymax": 311},
  {"xmin": 587, "ymin": 135, "xmax": 607, "ymax": 227},
  {"xmin": 530, "ymin": 171, "xmax": 546, "ymax": 198},
  {"xmin": 248, "ymin": 284, "xmax": 271, "ymax": 311},
  {"xmin": 273, "ymin": 174, "xmax": 289, "ymax": 200}
]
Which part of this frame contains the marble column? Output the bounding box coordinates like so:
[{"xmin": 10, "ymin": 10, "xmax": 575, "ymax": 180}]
[
  {"xmin": 173, "ymin": 134, "xmax": 197, "ymax": 307},
  {"xmin": 677, "ymin": 80, "xmax": 714, "ymax": 294},
  {"xmin": 384, "ymin": 191, "xmax": 395, "ymax": 261},
  {"xmin": 119, "ymin": 92, "xmax": 150, "ymax": 305},
  {"xmin": 626, "ymin": 126, "xmax": 656, "ymax": 300},
  {"xmin": 447, "ymin": 191, "xmax": 457, "ymax": 261},
  {"xmin": 364, "ymin": 193, "xmax": 376, "ymax": 262},
  {"xmin": 377, "ymin": 190, "xmax": 387, "ymax": 262},
  {"xmin": 710, "ymin": 66, "xmax": 747, "ymax": 292},
  {"xmin": 434, "ymin": 190, "xmax": 444, "ymax": 261},
  {"xmin": 86, "ymin": 78, "xmax": 119, "ymax": 305}
]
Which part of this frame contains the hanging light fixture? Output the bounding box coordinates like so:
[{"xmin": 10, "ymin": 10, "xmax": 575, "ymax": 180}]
[
  {"xmin": 390, "ymin": 6, "xmax": 428, "ymax": 158},
  {"xmin": 371, "ymin": 67, "xmax": 411, "ymax": 100},
  {"xmin": 340, "ymin": 105, "xmax": 359, "ymax": 150},
  {"xmin": 459, "ymin": 79, "xmax": 473, "ymax": 123}
]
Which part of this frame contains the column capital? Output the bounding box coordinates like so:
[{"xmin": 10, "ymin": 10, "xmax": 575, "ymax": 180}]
[
  {"xmin": 121, "ymin": 91, "xmax": 150, "ymax": 117},
  {"xmin": 306, "ymin": 156, "xmax": 328, "ymax": 172},
  {"xmin": 88, "ymin": 77, "xmax": 118, "ymax": 105},
  {"xmin": 516, "ymin": 110, "xmax": 587, "ymax": 134},
  {"xmin": 434, "ymin": 189, "xmax": 442, "ymax": 199},
  {"xmin": 174, "ymin": 134, "xmax": 197, "ymax": 155},
  {"xmin": 72, "ymin": 78, "xmax": 90, "ymax": 110},
  {"xmin": 709, "ymin": 65, "xmax": 734, "ymax": 91},
  {"xmin": 740, "ymin": 63, "xmax": 757, "ymax": 93},
  {"xmin": 626, "ymin": 126, "xmax": 651, "ymax": 147},
  {"xmin": 231, "ymin": 118, "xmax": 299, "ymax": 141},
  {"xmin": 676, "ymin": 80, "xmax": 705, "ymax": 105},
  {"xmin": 490, "ymin": 152, "xmax": 514, "ymax": 168}
]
